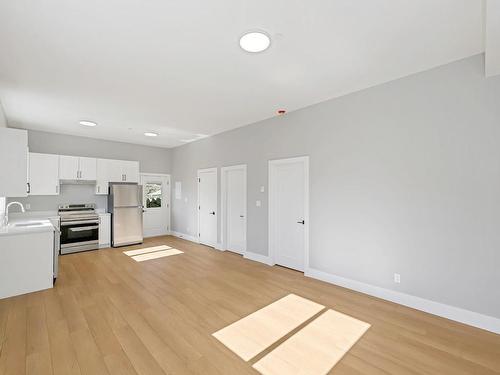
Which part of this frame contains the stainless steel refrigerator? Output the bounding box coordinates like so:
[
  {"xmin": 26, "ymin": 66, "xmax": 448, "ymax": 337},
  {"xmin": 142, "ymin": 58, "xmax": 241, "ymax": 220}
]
[{"xmin": 108, "ymin": 183, "xmax": 143, "ymax": 247}]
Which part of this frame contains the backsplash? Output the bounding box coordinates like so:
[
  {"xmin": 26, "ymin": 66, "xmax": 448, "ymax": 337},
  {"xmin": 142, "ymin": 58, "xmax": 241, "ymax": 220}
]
[{"xmin": 6, "ymin": 184, "xmax": 107, "ymax": 212}]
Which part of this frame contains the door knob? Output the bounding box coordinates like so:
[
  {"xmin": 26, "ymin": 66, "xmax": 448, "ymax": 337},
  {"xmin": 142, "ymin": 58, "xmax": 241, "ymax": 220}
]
[
  {"xmin": 297, "ymin": 220, "xmax": 305, "ymax": 225},
  {"xmin": 210, "ymin": 211, "xmax": 216, "ymax": 215},
  {"xmin": 240, "ymin": 215, "xmax": 245, "ymax": 218}
]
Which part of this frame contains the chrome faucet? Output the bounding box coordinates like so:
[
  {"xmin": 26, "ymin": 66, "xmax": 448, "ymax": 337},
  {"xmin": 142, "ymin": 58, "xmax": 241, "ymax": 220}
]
[{"xmin": 4, "ymin": 201, "xmax": 25, "ymax": 226}]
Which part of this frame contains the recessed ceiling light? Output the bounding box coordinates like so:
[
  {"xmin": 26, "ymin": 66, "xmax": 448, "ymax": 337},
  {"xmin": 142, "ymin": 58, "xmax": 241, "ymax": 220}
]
[
  {"xmin": 239, "ymin": 31, "xmax": 271, "ymax": 53},
  {"xmin": 79, "ymin": 120, "xmax": 97, "ymax": 127},
  {"xmin": 144, "ymin": 132, "xmax": 158, "ymax": 137}
]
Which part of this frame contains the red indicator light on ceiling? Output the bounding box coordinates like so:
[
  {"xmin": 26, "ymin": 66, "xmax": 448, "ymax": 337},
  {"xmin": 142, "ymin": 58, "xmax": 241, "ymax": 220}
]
[{"xmin": 277, "ymin": 109, "xmax": 286, "ymax": 115}]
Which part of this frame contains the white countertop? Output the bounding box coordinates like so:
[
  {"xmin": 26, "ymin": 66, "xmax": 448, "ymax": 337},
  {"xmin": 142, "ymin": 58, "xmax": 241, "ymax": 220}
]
[{"xmin": 0, "ymin": 217, "xmax": 56, "ymax": 237}]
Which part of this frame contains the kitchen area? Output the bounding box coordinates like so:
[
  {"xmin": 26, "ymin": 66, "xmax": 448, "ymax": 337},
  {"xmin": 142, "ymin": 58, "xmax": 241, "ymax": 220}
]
[{"xmin": 0, "ymin": 127, "xmax": 153, "ymax": 300}]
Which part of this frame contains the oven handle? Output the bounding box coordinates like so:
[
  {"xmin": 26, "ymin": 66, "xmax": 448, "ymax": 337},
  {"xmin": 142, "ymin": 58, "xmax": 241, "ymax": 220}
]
[
  {"xmin": 68, "ymin": 225, "xmax": 99, "ymax": 232},
  {"xmin": 61, "ymin": 220, "xmax": 99, "ymax": 226}
]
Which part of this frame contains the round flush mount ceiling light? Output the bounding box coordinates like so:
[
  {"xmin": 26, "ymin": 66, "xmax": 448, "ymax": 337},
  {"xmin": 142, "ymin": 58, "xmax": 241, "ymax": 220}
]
[
  {"xmin": 79, "ymin": 120, "xmax": 97, "ymax": 127},
  {"xmin": 144, "ymin": 132, "xmax": 158, "ymax": 137},
  {"xmin": 239, "ymin": 31, "xmax": 271, "ymax": 53}
]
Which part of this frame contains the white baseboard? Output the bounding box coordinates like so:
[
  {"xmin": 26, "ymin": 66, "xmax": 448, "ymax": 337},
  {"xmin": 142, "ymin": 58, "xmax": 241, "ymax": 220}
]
[
  {"xmin": 214, "ymin": 243, "xmax": 225, "ymax": 251},
  {"xmin": 305, "ymin": 267, "xmax": 500, "ymax": 334},
  {"xmin": 170, "ymin": 231, "xmax": 198, "ymax": 243},
  {"xmin": 244, "ymin": 252, "xmax": 274, "ymax": 266}
]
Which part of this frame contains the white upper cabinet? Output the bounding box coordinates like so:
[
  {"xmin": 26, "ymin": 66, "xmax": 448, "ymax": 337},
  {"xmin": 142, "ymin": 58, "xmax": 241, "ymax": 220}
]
[
  {"xmin": 59, "ymin": 155, "xmax": 96, "ymax": 181},
  {"xmin": 95, "ymin": 159, "xmax": 140, "ymax": 194},
  {"xmin": 0, "ymin": 128, "xmax": 28, "ymax": 197},
  {"xmin": 95, "ymin": 159, "xmax": 113, "ymax": 195},
  {"xmin": 121, "ymin": 161, "xmax": 140, "ymax": 183},
  {"xmin": 28, "ymin": 153, "xmax": 60, "ymax": 195},
  {"xmin": 59, "ymin": 155, "xmax": 79, "ymax": 180},
  {"xmin": 79, "ymin": 157, "xmax": 97, "ymax": 180}
]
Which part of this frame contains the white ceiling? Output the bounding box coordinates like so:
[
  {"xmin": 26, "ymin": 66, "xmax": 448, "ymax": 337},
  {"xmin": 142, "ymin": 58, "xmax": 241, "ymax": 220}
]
[{"xmin": 0, "ymin": 1, "xmax": 485, "ymax": 148}]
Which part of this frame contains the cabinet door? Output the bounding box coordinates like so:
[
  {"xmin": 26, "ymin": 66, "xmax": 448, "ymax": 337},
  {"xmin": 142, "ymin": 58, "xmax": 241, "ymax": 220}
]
[
  {"xmin": 96, "ymin": 159, "xmax": 112, "ymax": 194},
  {"xmin": 122, "ymin": 161, "xmax": 140, "ymax": 182},
  {"xmin": 98, "ymin": 214, "xmax": 111, "ymax": 247},
  {"xmin": 29, "ymin": 153, "xmax": 60, "ymax": 195},
  {"xmin": 108, "ymin": 159, "xmax": 125, "ymax": 183},
  {"xmin": 0, "ymin": 128, "xmax": 28, "ymax": 197},
  {"xmin": 79, "ymin": 157, "xmax": 97, "ymax": 180},
  {"xmin": 59, "ymin": 155, "xmax": 79, "ymax": 180}
]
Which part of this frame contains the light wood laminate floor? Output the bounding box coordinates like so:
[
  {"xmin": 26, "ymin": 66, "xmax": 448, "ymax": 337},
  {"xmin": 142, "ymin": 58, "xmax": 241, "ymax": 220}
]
[{"xmin": 0, "ymin": 236, "xmax": 499, "ymax": 375}]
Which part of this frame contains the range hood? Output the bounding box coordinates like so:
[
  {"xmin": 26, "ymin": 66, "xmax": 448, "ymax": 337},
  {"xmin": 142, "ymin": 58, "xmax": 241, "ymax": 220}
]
[{"xmin": 59, "ymin": 179, "xmax": 96, "ymax": 185}]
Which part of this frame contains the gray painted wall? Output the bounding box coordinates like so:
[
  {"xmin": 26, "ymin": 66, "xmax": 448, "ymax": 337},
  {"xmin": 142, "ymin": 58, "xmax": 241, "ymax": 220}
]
[
  {"xmin": 0, "ymin": 101, "xmax": 6, "ymax": 127},
  {"xmin": 26, "ymin": 130, "xmax": 172, "ymax": 174},
  {"xmin": 171, "ymin": 55, "xmax": 500, "ymax": 319},
  {"xmin": 7, "ymin": 130, "xmax": 172, "ymax": 212}
]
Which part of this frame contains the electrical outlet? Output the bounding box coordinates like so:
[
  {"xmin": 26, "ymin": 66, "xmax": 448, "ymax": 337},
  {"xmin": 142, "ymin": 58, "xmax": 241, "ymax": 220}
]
[
  {"xmin": 394, "ymin": 273, "xmax": 401, "ymax": 283},
  {"xmin": 260, "ymin": 186, "xmax": 265, "ymax": 193},
  {"xmin": 25, "ymin": 203, "xmax": 31, "ymax": 210},
  {"xmin": 256, "ymin": 200, "xmax": 261, "ymax": 207}
]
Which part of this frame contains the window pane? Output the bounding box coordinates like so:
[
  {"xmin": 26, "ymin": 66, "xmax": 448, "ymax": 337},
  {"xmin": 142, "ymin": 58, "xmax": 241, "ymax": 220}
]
[{"xmin": 145, "ymin": 183, "xmax": 162, "ymax": 208}]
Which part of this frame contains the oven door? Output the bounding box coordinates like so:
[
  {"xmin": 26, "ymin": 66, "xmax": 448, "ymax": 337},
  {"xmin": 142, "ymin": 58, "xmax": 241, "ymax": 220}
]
[{"xmin": 60, "ymin": 220, "xmax": 99, "ymax": 253}]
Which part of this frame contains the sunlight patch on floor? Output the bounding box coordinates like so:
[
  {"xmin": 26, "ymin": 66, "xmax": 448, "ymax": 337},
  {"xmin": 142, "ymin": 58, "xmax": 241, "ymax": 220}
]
[
  {"xmin": 212, "ymin": 294, "xmax": 370, "ymax": 374},
  {"xmin": 212, "ymin": 294, "xmax": 325, "ymax": 361},
  {"xmin": 253, "ymin": 309, "xmax": 370, "ymax": 375},
  {"xmin": 123, "ymin": 245, "xmax": 172, "ymax": 256},
  {"xmin": 131, "ymin": 248, "xmax": 184, "ymax": 262}
]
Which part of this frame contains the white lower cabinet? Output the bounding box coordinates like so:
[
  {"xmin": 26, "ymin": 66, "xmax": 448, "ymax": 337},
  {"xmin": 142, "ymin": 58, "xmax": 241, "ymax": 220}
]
[
  {"xmin": 28, "ymin": 153, "xmax": 60, "ymax": 195},
  {"xmin": 98, "ymin": 213, "xmax": 111, "ymax": 248}
]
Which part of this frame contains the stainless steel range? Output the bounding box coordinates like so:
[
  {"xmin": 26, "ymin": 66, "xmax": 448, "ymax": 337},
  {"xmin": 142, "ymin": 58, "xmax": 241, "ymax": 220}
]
[{"xmin": 58, "ymin": 203, "xmax": 99, "ymax": 254}]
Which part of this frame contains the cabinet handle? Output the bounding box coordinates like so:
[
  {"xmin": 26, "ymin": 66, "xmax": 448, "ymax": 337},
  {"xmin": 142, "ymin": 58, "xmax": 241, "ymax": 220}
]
[
  {"xmin": 56, "ymin": 185, "xmax": 59, "ymax": 194},
  {"xmin": 97, "ymin": 185, "xmax": 100, "ymax": 193},
  {"xmin": 27, "ymin": 182, "xmax": 30, "ymax": 194},
  {"xmin": 124, "ymin": 174, "xmax": 127, "ymax": 181}
]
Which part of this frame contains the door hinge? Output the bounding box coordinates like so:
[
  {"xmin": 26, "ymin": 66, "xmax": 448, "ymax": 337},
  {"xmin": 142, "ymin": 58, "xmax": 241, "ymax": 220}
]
[
  {"xmin": 198, "ymin": 178, "xmax": 201, "ymax": 182},
  {"xmin": 198, "ymin": 205, "xmax": 200, "ymax": 210},
  {"xmin": 198, "ymin": 233, "xmax": 200, "ymax": 237}
]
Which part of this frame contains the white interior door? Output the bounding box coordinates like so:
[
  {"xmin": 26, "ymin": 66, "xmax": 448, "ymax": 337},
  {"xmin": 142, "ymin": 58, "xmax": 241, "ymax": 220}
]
[
  {"xmin": 140, "ymin": 174, "xmax": 170, "ymax": 238},
  {"xmin": 269, "ymin": 157, "xmax": 309, "ymax": 271},
  {"xmin": 223, "ymin": 166, "xmax": 246, "ymax": 254},
  {"xmin": 198, "ymin": 168, "xmax": 218, "ymax": 247}
]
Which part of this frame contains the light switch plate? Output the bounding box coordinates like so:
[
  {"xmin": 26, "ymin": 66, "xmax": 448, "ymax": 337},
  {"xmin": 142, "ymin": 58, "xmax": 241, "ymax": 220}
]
[
  {"xmin": 260, "ymin": 186, "xmax": 265, "ymax": 193},
  {"xmin": 256, "ymin": 200, "xmax": 261, "ymax": 207}
]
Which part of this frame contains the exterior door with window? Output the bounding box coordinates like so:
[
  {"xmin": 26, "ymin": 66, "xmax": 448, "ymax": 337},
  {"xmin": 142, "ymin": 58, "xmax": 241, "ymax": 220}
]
[{"xmin": 140, "ymin": 174, "xmax": 170, "ymax": 238}]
